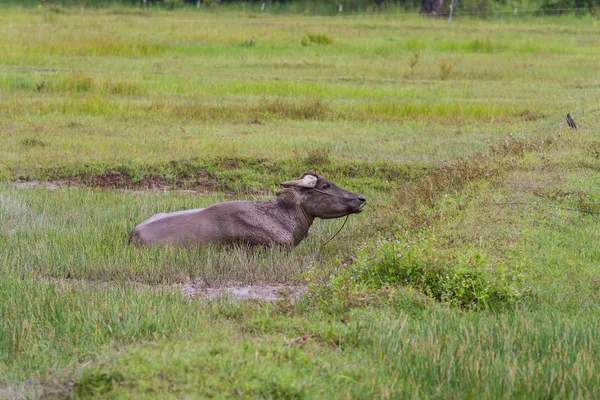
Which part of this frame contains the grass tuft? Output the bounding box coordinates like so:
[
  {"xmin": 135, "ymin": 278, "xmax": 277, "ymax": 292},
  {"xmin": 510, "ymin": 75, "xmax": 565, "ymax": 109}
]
[
  {"xmin": 35, "ymin": 81, "xmax": 46, "ymax": 93},
  {"xmin": 65, "ymin": 72, "xmax": 94, "ymax": 93},
  {"xmin": 305, "ymin": 148, "xmax": 331, "ymax": 167},
  {"xmin": 103, "ymin": 80, "xmax": 143, "ymax": 96},
  {"xmin": 520, "ymin": 109, "xmax": 544, "ymax": 121},
  {"xmin": 20, "ymin": 138, "xmax": 46, "ymax": 148},
  {"xmin": 74, "ymin": 370, "xmax": 124, "ymax": 398},
  {"xmin": 440, "ymin": 58, "xmax": 453, "ymax": 80},
  {"xmin": 258, "ymin": 97, "xmax": 330, "ymax": 120},
  {"xmin": 242, "ymin": 37, "xmax": 257, "ymax": 47},
  {"xmin": 301, "ymin": 33, "xmax": 334, "ymax": 46},
  {"xmin": 47, "ymin": 5, "xmax": 64, "ymax": 14}
]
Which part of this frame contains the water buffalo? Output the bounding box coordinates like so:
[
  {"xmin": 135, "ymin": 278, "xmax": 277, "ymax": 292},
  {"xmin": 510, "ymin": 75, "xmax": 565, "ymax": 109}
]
[{"xmin": 128, "ymin": 173, "xmax": 366, "ymax": 247}]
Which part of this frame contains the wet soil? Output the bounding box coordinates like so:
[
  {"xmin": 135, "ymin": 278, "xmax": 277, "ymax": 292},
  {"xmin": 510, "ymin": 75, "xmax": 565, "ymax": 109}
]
[{"xmin": 179, "ymin": 278, "xmax": 308, "ymax": 302}]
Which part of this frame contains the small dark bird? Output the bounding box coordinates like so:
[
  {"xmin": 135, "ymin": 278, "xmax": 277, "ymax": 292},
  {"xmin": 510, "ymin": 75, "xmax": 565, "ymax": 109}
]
[{"xmin": 566, "ymin": 113, "xmax": 577, "ymax": 130}]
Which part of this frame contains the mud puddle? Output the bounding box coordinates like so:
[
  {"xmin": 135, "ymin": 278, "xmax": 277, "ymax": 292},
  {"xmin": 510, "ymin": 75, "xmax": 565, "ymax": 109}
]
[
  {"xmin": 179, "ymin": 278, "xmax": 308, "ymax": 302},
  {"xmin": 45, "ymin": 276, "xmax": 308, "ymax": 303}
]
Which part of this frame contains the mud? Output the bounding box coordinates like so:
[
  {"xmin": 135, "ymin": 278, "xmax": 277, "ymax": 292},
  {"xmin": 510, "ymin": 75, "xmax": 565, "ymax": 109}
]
[
  {"xmin": 74, "ymin": 170, "xmax": 220, "ymax": 191},
  {"xmin": 45, "ymin": 276, "xmax": 308, "ymax": 303},
  {"xmin": 14, "ymin": 180, "xmax": 65, "ymax": 190},
  {"xmin": 14, "ymin": 168, "xmax": 220, "ymax": 192},
  {"xmin": 179, "ymin": 278, "xmax": 308, "ymax": 302},
  {"xmin": 14, "ymin": 178, "xmax": 227, "ymax": 196}
]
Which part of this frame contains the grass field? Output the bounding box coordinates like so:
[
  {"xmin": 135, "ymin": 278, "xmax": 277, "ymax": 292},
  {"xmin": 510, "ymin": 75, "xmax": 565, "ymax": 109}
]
[{"xmin": 1, "ymin": 5, "xmax": 600, "ymax": 398}]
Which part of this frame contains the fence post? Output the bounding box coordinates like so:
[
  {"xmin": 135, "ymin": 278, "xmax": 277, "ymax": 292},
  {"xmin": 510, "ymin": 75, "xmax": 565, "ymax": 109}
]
[{"xmin": 448, "ymin": 0, "xmax": 457, "ymax": 24}]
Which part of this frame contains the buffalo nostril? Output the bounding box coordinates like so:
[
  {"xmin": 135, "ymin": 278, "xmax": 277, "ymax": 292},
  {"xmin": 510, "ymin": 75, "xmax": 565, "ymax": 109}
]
[{"xmin": 358, "ymin": 196, "xmax": 366, "ymax": 202}]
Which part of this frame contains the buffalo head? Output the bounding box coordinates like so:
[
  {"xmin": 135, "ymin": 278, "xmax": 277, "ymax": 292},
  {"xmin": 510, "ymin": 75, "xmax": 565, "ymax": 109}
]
[{"xmin": 279, "ymin": 173, "xmax": 366, "ymax": 219}]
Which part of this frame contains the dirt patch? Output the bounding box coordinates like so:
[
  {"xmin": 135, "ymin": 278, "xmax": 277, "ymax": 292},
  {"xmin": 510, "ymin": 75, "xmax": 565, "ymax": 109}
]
[
  {"xmin": 179, "ymin": 278, "xmax": 308, "ymax": 302},
  {"xmin": 222, "ymin": 160, "xmax": 241, "ymax": 170},
  {"xmin": 82, "ymin": 172, "xmax": 130, "ymax": 188},
  {"xmin": 14, "ymin": 179, "xmax": 241, "ymax": 197},
  {"xmin": 14, "ymin": 180, "xmax": 65, "ymax": 190},
  {"xmin": 73, "ymin": 170, "xmax": 220, "ymax": 191},
  {"xmin": 14, "ymin": 170, "xmax": 221, "ymax": 193},
  {"xmin": 232, "ymin": 118, "xmax": 263, "ymax": 125},
  {"xmin": 43, "ymin": 276, "xmax": 307, "ymax": 303}
]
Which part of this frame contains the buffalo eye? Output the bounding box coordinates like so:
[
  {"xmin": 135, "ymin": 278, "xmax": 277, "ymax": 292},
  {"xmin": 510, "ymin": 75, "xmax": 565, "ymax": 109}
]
[{"xmin": 322, "ymin": 183, "xmax": 331, "ymax": 189}]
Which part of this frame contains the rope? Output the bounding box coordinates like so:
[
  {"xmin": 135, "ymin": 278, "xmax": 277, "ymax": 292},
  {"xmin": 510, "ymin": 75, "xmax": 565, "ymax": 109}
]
[
  {"xmin": 314, "ymin": 214, "xmax": 349, "ymax": 259},
  {"xmin": 321, "ymin": 215, "xmax": 350, "ymax": 248}
]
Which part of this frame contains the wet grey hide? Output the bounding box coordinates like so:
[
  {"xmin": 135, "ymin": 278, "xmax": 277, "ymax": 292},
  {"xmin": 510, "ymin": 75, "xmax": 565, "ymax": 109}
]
[{"xmin": 128, "ymin": 173, "xmax": 366, "ymax": 247}]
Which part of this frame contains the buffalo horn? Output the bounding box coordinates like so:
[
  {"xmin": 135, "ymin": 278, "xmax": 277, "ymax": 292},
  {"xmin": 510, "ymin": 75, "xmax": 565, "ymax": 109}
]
[{"xmin": 280, "ymin": 175, "xmax": 317, "ymax": 188}]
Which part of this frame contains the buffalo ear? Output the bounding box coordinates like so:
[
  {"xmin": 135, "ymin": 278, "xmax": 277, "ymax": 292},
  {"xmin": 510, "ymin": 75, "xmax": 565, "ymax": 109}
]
[
  {"xmin": 280, "ymin": 174, "xmax": 317, "ymax": 188},
  {"xmin": 275, "ymin": 188, "xmax": 303, "ymax": 205}
]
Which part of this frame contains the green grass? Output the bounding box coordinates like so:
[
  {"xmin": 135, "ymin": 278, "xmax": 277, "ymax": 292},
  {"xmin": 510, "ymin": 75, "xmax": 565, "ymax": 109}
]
[
  {"xmin": 69, "ymin": 309, "xmax": 600, "ymax": 398},
  {"xmin": 1, "ymin": 6, "xmax": 600, "ymax": 398},
  {"xmin": 2, "ymin": 8, "xmax": 599, "ymax": 182}
]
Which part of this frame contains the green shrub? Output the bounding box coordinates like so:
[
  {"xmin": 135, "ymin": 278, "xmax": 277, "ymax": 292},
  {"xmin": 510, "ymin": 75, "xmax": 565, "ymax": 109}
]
[
  {"xmin": 539, "ymin": 0, "xmax": 594, "ymax": 14},
  {"xmin": 325, "ymin": 235, "xmax": 530, "ymax": 311},
  {"xmin": 163, "ymin": 0, "xmax": 184, "ymax": 10},
  {"xmin": 75, "ymin": 369, "xmax": 124, "ymax": 398},
  {"xmin": 453, "ymin": 0, "xmax": 494, "ymax": 15}
]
